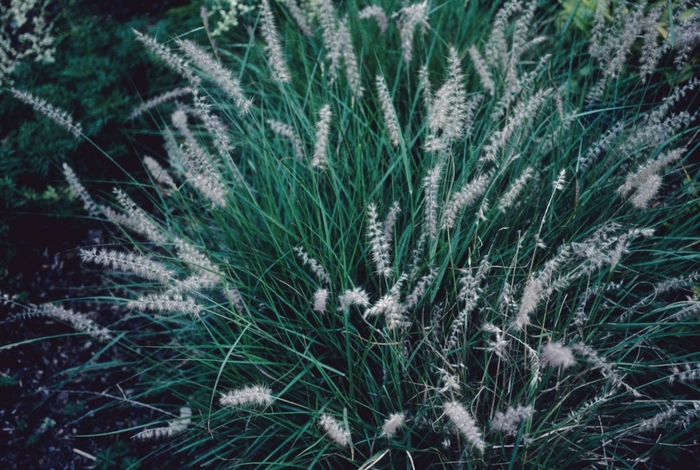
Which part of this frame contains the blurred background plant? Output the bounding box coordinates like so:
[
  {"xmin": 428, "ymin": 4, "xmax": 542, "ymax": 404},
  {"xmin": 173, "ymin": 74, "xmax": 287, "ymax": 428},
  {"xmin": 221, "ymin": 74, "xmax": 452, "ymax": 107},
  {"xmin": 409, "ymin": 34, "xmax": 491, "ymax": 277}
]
[{"xmin": 0, "ymin": 0, "xmax": 260, "ymax": 287}]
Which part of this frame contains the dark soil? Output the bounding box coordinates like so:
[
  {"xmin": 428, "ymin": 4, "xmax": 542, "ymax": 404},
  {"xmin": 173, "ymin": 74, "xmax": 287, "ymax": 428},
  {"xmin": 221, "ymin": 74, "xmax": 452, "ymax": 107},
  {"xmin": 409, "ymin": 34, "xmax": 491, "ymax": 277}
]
[{"xmin": 0, "ymin": 216, "xmax": 183, "ymax": 469}]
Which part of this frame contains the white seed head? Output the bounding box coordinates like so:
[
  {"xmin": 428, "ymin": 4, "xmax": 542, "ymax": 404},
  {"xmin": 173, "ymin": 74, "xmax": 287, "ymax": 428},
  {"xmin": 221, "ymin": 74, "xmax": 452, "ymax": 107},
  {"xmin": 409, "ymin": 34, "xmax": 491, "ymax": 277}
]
[
  {"xmin": 541, "ymin": 342, "xmax": 576, "ymax": 369},
  {"xmin": 220, "ymin": 385, "xmax": 273, "ymax": 408}
]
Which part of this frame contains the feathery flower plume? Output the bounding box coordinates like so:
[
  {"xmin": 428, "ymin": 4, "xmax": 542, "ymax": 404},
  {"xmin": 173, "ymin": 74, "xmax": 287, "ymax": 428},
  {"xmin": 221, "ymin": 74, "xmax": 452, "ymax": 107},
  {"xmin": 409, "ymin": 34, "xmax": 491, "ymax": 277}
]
[
  {"xmin": 313, "ymin": 288, "xmax": 329, "ymax": 314},
  {"xmin": 177, "ymin": 39, "xmax": 252, "ymax": 114},
  {"xmin": 441, "ymin": 172, "xmax": 491, "ymax": 230},
  {"xmin": 170, "ymin": 108, "xmax": 228, "ymax": 208},
  {"xmin": 337, "ymin": 287, "xmax": 370, "ymax": 311},
  {"xmin": 319, "ymin": 413, "xmax": 351, "ymax": 447},
  {"xmin": 31, "ymin": 303, "xmax": 110, "ymax": 341},
  {"xmin": 129, "ymin": 87, "xmax": 192, "ymax": 121},
  {"xmin": 462, "ymin": 93, "xmax": 483, "ymax": 136},
  {"xmin": 337, "ymin": 17, "xmax": 363, "ymax": 97},
  {"xmin": 364, "ymin": 293, "xmax": 408, "ymax": 331},
  {"xmin": 132, "ymin": 30, "xmax": 201, "ymax": 88},
  {"xmin": 267, "ymin": 119, "xmax": 305, "ymax": 161},
  {"xmin": 468, "ymin": 46, "xmax": 495, "ymax": 96},
  {"xmin": 294, "ymin": 246, "xmax": 331, "ymax": 285},
  {"xmin": 514, "ymin": 245, "xmax": 570, "ymax": 330},
  {"xmin": 630, "ymin": 174, "xmax": 662, "ymax": 209},
  {"xmin": 482, "ymin": 88, "xmax": 552, "ymax": 163},
  {"xmin": 281, "ymin": 0, "xmax": 313, "ymax": 37},
  {"xmin": 376, "ymin": 75, "xmax": 401, "ymax": 146},
  {"xmin": 570, "ymin": 343, "xmax": 640, "ymax": 396},
  {"xmin": 418, "ymin": 64, "xmax": 432, "ymax": 116},
  {"xmin": 79, "ymin": 248, "xmax": 174, "ymax": 284},
  {"xmin": 63, "ymin": 164, "xmax": 100, "ymax": 217},
  {"xmin": 359, "ymin": 5, "xmax": 388, "ymax": 35},
  {"xmin": 589, "ymin": 0, "xmax": 608, "ymax": 59},
  {"xmin": 383, "ymin": 201, "xmax": 401, "ymax": 246},
  {"xmin": 426, "ymin": 47, "xmax": 469, "ymax": 152},
  {"xmin": 175, "ymin": 238, "xmax": 221, "ymax": 286},
  {"xmin": 483, "ymin": 323, "xmax": 508, "ymax": 359},
  {"xmin": 364, "ymin": 274, "xmax": 408, "ymax": 330},
  {"xmin": 393, "ymin": 1, "xmax": 429, "ymax": 63},
  {"xmin": 485, "ymin": 0, "xmax": 523, "ymax": 71},
  {"xmin": 439, "ymin": 369, "xmax": 461, "ymax": 394},
  {"xmin": 639, "ymin": 5, "xmax": 667, "ymax": 84},
  {"xmin": 422, "ymin": 164, "xmax": 443, "ymax": 241},
  {"xmin": 190, "ymin": 93, "xmax": 234, "ymax": 157},
  {"xmin": 200, "ymin": 6, "xmax": 218, "ymax": 59},
  {"xmin": 312, "ymin": 104, "xmax": 332, "ymax": 169},
  {"xmin": 498, "ymin": 166, "xmax": 534, "ymax": 212},
  {"xmin": 444, "ymin": 401, "xmax": 486, "ymax": 453},
  {"xmin": 128, "ymin": 293, "xmax": 200, "ymax": 317},
  {"xmin": 490, "ymin": 405, "xmax": 534, "ymax": 436},
  {"xmin": 553, "ymin": 169, "xmax": 566, "ymax": 191},
  {"xmin": 143, "ymin": 156, "xmax": 177, "ymax": 189},
  {"xmin": 315, "ymin": 0, "xmax": 343, "ymax": 83},
  {"xmin": 367, "ymin": 203, "xmax": 393, "ymax": 278},
  {"xmin": 133, "ymin": 407, "xmax": 191, "ymax": 440},
  {"xmin": 404, "ymin": 267, "xmax": 437, "ymax": 310},
  {"xmin": 639, "ymin": 406, "xmax": 679, "ymax": 432},
  {"xmin": 618, "ymin": 148, "xmax": 684, "ymax": 209},
  {"xmin": 579, "ymin": 121, "xmax": 624, "ymax": 171},
  {"xmin": 110, "ymin": 188, "xmax": 167, "ymax": 244},
  {"xmin": 605, "ymin": 3, "xmax": 647, "ymax": 80},
  {"xmin": 260, "ymin": 0, "xmax": 291, "ymax": 83},
  {"xmin": 540, "ymin": 342, "xmax": 576, "ymax": 369},
  {"xmin": 665, "ymin": 301, "xmax": 700, "ymax": 323},
  {"xmin": 445, "ymin": 258, "xmax": 490, "ymax": 352},
  {"xmin": 224, "ymin": 283, "xmax": 246, "ymax": 312},
  {"xmin": 11, "ymin": 88, "xmax": 82, "ymax": 138},
  {"xmin": 381, "ymin": 412, "xmax": 405, "ymax": 438},
  {"xmin": 220, "ymin": 385, "xmax": 273, "ymax": 408}
]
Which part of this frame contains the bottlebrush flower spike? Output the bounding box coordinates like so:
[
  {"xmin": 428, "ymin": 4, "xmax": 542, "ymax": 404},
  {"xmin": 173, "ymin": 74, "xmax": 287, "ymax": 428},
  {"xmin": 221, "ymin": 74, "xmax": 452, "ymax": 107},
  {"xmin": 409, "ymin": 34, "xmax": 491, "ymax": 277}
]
[
  {"xmin": 491, "ymin": 405, "xmax": 534, "ymax": 436},
  {"xmin": 220, "ymin": 385, "xmax": 273, "ymax": 408},
  {"xmin": 177, "ymin": 39, "xmax": 252, "ymax": 114},
  {"xmin": 62, "ymin": 164, "xmax": 100, "ymax": 217},
  {"xmin": 337, "ymin": 288, "xmax": 370, "ymax": 311},
  {"xmin": 359, "ymin": 5, "xmax": 389, "ymax": 35},
  {"xmin": 367, "ymin": 202, "xmax": 393, "ymax": 278},
  {"xmin": 31, "ymin": 304, "xmax": 111, "ymax": 342},
  {"xmin": 313, "ymin": 288, "xmax": 329, "ymax": 314},
  {"xmin": 381, "ymin": 412, "xmax": 405, "ymax": 438},
  {"xmin": 11, "ymin": 88, "xmax": 82, "ymax": 138},
  {"xmin": 143, "ymin": 156, "xmax": 177, "ymax": 189},
  {"xmin": 133, "ymin": 30, "xmax": 201, "ymax": 88},
  {"xmin": 319, "ymin": 413, "xmax": 351, "ymax": 447},
  {"xmin": 444, "ymin": 401, "xmax": 486, "ymax": 453},
  {"xmin": 312, "ymin": 104, "xmax": 332, "ymax": 169},
  {"xmin": 376, "ymin": 75, "xmax": 401, "ymax": 146},
  {"xmin": 260, "ymin": 0, "xmax": 291, "ymax": 84},
  {"xmin": 133, "ymin": 407, "xmax": 192, "ymax": 440},
  {"xmin": 393, "ymin": 1, "xmax": 429, "ymax": 63}
]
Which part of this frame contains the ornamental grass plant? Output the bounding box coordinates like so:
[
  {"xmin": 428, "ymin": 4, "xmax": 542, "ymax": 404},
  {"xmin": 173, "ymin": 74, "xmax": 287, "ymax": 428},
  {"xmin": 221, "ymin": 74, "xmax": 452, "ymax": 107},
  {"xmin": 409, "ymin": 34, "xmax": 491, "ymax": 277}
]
[{"xmin": 5, "ymin": 0, "xmax": 700, "ymax": 467}]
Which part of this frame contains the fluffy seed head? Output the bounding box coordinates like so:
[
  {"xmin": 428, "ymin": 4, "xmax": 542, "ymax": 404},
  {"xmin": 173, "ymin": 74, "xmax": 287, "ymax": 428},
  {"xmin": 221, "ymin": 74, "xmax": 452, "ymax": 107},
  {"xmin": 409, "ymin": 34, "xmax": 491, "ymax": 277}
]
[
  {"xmin": 220, "ymin": 385, "xmax": 273, "ymax": 408},
  {"xmin": 444, "ymin": 401, "xmax": 486, "ymax": 453},
  {"xmin": 319, "ymin": 413, "xmax": 351, "ymax": 447},
  {"xmin": 541, "ymin": 342, "xmax": 576, "ymax": 369},
  {"xmin": 381, "ymin": 412, "xmax": 405, "ymax": 438}
]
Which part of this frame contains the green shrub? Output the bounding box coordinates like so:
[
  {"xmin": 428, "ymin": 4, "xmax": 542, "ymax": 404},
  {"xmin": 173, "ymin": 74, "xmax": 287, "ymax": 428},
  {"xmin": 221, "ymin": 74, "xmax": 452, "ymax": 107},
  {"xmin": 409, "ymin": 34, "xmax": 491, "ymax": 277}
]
[
  {"xmin": 0, "ymin": 0, "xmax": 203, "ymax": 280},
  {"xmin": 8, "ymin": 0, "xmax": 700, "ymax": 467}
]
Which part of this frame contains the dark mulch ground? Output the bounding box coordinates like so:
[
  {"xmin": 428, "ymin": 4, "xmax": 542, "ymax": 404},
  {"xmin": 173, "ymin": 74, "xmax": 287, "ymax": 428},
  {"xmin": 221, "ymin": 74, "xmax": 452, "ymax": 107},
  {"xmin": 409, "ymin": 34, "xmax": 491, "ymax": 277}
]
[{"xmin": 0, "ymin": 216, "xmax": 184, "ymax": 469}]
